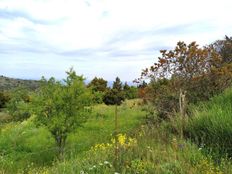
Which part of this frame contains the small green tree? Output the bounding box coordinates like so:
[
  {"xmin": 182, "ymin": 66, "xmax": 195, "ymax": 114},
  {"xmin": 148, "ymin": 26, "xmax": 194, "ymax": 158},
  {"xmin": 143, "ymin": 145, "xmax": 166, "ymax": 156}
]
[{"xmin": 32, "ymin": 69, "xmax": 92, "ymax": 159}]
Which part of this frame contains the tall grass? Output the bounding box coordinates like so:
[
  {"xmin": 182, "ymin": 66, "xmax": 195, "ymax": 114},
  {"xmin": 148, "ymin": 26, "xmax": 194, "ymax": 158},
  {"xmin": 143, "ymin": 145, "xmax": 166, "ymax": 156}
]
[
  {"xmin": 186, "ymin": 88, "xmax": 232, "ymax": 157},
  {"xmin": 0, "ymin": 99, "xmax": 145, "ymax": 173},
  {"xmin": 31, "ymin": 122, "xmax": 232, "ymax": 174}
]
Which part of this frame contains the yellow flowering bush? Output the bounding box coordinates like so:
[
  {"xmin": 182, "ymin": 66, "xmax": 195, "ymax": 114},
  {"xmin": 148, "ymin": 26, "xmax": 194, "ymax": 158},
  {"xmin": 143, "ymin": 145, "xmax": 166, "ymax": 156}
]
[
  {"xmin": 112, "ymin": 134, "xmax": 137, "ymax": 148},
  {"xmin": 91, "ymin": 133, "xmax": 137, "ymax": 154}
]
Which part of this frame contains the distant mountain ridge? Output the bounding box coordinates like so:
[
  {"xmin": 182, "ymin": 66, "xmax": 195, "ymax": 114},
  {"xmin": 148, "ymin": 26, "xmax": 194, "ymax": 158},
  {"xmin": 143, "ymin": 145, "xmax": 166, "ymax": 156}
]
[
  {"xmin": 0, "ymin": 75, "xmax": 40, "ymax": 91},
  {"xmin": 0, "ymin": 75, "xmax": 136, "ymax": 91}
]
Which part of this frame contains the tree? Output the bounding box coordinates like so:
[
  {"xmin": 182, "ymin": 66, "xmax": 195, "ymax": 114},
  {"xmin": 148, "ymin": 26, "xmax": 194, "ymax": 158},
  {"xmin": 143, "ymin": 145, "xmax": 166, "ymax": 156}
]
[
  {"xmin": 212, "ymin": 35, "xmax": 232, "ymax": 64},
  {"xmin": 102, "ymin": 77, "xmax": 125, "ymax": 169},
  {"xmin": 87, "ymin": 77, "xmax": 108, "ymax": 104},
  {"xmin": 32, "ymin": 69, "xmax": 92, "ymax": 159},
  {"xmin": 113, "ymin": 77, "xmax": 123, "ymax": 91},
  {"xmin": 103, "ymin": 77, "xmax": 125, "ymax": 105},
  {"xmin": 87, "ymin": 77, "xmax": 108, "ymax": 93},
  {"xmin": 139, "ymin": 41, "xmax": 232, "ymax": 118}
]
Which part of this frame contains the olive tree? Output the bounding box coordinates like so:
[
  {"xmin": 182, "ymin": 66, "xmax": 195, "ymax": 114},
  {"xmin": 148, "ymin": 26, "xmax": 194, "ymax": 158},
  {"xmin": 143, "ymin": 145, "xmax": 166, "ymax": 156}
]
[{"xmin": 32, "ymin": 69, "xmax": 92, "ymax": 159}]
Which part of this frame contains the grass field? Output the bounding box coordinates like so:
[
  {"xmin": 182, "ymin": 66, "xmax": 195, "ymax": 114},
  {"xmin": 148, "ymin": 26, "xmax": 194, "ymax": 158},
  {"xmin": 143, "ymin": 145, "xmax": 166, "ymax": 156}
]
[
  {"xmin": 0, "ymin": 99, "xmax": 146, "ymax": 173},
  {"xmin": 1, "ymin": 95, "xmax": 232, "ymax": 173}
]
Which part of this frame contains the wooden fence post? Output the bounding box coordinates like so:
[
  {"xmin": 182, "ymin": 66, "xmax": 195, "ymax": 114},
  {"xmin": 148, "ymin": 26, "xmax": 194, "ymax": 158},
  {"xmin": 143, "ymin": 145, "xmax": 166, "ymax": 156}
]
[{"xmin": 179, "ymin": 89, "xmax": 187, "ymax": 139}]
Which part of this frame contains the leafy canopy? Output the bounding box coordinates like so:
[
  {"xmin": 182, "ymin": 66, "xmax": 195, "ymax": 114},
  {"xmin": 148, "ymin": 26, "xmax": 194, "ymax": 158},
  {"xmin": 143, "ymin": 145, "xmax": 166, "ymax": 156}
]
[{"xmin": 31, "ymin": 68, "xmax": 92, "ymax": 157}]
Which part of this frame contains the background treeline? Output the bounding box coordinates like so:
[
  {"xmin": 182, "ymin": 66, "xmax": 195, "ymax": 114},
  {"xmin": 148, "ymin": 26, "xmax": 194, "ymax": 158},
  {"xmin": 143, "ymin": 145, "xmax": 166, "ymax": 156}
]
[
  {"xmin": 0, "ymin": 75, "xmax": 139, "ymax": 118},
  {"xmin": 87, "ymin": 76, "xmax": 138, "ymax": 104}
]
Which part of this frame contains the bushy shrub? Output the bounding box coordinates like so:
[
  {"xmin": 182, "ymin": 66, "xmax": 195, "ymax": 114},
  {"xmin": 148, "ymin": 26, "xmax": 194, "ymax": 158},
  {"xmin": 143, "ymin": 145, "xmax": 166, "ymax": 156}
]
[{"xmin": 139, "ymin": 41, "xmax": 232, "ymax": 119}]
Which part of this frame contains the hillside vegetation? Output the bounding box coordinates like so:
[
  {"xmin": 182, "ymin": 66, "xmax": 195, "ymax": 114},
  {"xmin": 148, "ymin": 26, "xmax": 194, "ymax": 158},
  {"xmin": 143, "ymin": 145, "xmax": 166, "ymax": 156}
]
[
  {"xmin": 18, "ymin": 89, "xmax": 232, "ymax": 174},
  {"xmin": 0, "ymin": 75, "xmax": 39, "ymax": 91},
  {"xmin": 0, "ymin": 36, "xmax": 231, "ymax": 173},
  {"xmin": 0, "ymin": 99, "xmax": 146, "ymax": 173}
]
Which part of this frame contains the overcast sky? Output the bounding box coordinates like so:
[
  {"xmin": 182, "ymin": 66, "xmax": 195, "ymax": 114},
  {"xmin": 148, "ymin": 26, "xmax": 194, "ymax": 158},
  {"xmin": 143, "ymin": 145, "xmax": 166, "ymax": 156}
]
[{"xmin": 0, "ymin": 0, "xmax": 232, "ymax": 82}]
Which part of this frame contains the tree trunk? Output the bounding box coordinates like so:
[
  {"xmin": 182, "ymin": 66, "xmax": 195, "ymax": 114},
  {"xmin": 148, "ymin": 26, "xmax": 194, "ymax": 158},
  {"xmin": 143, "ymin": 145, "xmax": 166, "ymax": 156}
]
[{"xmin": 55, "ymin": 133, "xmax": 67, "ymax": 160}]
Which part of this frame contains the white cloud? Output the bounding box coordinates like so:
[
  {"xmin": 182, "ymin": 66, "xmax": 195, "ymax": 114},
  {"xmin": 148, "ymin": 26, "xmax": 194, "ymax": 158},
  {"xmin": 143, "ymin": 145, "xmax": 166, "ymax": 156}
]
[{"xmin": 0, "ymin": 0, "xmax": 232, "ymax": 81}]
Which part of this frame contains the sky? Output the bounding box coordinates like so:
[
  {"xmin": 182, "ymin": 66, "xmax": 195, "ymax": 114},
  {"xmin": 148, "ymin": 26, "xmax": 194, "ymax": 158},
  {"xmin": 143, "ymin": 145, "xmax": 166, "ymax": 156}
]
[{"xmin": 0, "ymin": 0, "xmax": 232, "ymax": 82}]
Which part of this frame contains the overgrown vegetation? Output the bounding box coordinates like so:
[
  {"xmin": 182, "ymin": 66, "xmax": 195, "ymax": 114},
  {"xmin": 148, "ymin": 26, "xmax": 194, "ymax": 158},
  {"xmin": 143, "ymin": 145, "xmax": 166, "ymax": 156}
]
[
  {"xmin": 0, "ymin": 75, "xmax": 39, "ymax": 91},
  {"xmin": 138, "ymin": 37, "xmax": 232, "ymax": 119},
  {"xmin": 186, "ymin": 88, "xmax": 232, "ymax": 158},
  {"xmin": 0, "ymin": 36, "xmax": 232, "ymax": 173}
]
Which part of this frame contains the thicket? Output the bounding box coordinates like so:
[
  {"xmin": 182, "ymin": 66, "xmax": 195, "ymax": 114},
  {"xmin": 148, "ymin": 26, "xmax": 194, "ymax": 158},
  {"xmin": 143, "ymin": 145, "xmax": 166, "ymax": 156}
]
[
  {"xmin": 138, "ymin": 36, "xmax": 232, "ymax": 119},
  {"xmin": 88, "ymin": 77, "xmax": 138, "ymax": 104}
]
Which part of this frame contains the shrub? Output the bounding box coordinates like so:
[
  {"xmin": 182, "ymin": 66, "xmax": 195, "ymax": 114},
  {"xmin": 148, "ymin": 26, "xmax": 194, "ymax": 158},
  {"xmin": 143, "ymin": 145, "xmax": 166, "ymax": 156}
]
[{"xmin": 139, "ymin": 41, "xmax": 232, "ymax": 119}]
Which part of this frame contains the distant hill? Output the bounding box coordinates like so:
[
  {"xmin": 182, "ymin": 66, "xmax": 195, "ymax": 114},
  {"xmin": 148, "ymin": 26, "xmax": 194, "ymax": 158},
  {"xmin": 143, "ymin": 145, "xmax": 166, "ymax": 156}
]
[
  {"xmin": 0, "ymin": 75, "xmax": 40, "ymax": 91},
  {"xmin": 0, "ymin": 75, "xmax": 136, "ymax": 91}
]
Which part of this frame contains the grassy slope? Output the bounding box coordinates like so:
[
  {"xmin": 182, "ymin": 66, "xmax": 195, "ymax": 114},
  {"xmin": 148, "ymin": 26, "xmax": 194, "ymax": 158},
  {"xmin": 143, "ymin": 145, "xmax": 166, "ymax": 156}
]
[
  {"xmin": 2, "ymin": 93, "xmax": 232, "ymax": 173},
  {"xmin": 186, "ymin": 88, "xmax": 232, "ymax": 157},
  {"xmin": 33, "ymin": 120, "xmax": 232, "ymax": 174},
  {"xmin": 0, "ymin": 99, "xmax": 146, "ymax": 173},
  {"xmin": 29, "ymin": 94, "xmax": 232, "ymax": 174}
]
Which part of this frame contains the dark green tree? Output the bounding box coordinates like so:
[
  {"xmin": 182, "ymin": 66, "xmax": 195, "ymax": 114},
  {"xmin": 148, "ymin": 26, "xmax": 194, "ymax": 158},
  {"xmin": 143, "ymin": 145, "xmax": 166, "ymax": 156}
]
[
  {"xmin": 103, "ymin": 77, "xmax": 125, "ymax": 105},
  {"xmin": 102, "ymin": 77, "xmax": 125, "ymax": 169},
  {"xmin": 87, "ymin": 77, "xmax": 108, "ymax": 93},
  {"xmin": 123, "ymin": 82, "xmax": 130, "ymax": 91},
  {"xmin": 113, "ymin": 77, "xmax": 123, "ymax": 92},
  {"xmin": 87, "ymin": 77, "xmax": 108, "ymax": 104}
]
